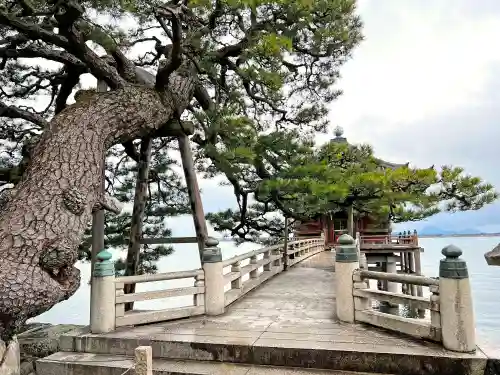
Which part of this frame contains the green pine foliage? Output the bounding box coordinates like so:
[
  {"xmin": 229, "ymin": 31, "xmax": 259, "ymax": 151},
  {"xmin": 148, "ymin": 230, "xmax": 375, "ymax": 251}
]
[
  {"xmin": 1, "ymin": 0, "xmax": 495, "ymax": 255},
  {"xmin": 207, "ymin": 139, "xmax": 498, "ymax": 242},
  {"xmin": 77, "ymin": 139, "xmax": 191, "ymax": 275}
]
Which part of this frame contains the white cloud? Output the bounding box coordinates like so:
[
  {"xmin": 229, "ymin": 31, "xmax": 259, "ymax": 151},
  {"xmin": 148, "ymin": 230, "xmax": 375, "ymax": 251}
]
[{"xmin": 326, "ymin": 0, "xmax": 500, "ymax": 148}]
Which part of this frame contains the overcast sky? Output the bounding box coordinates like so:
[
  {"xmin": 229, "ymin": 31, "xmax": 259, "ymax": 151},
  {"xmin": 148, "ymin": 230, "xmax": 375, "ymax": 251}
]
[
  {"xmin": 92, "ymin": 1, "xmax": 496, "ymax": 236},
  {"xmin": 190, "ymin": 0, "xmax": 500, "ymax": 236}
]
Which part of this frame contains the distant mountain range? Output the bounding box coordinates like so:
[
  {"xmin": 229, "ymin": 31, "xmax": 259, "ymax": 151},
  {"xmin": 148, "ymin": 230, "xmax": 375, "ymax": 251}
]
[{"xmin": 392, "ymin": 202, "xmax": 500, "ymax": 235}]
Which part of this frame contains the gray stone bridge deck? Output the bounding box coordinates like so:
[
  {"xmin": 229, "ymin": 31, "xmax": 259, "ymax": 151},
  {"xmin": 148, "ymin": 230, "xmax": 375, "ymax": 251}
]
[{"xmin": 39, "ymin": 251, "xmax": 498, "ymax": 375}]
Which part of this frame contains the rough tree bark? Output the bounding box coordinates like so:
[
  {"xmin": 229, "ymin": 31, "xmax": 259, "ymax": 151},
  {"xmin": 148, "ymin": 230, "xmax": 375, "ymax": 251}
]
[
  {"xmin": 124, "ymin": 137, "xmax": 153, "ymax": 311},
  {"xmin": 0, "ymin": 69, "xmax": 195, "ymax": 342}
]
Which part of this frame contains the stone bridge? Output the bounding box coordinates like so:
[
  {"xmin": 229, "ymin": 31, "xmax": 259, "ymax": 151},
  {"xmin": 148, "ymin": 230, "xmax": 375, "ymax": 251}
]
[{"xmin": 38, "ymin": 236, "xmax": 499, "ymax": 375}]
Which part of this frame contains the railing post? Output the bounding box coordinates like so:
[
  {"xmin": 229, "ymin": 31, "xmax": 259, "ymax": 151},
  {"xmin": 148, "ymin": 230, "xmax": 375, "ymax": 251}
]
[
  {"xmin": 90, "ymin": 250, "xmax": 116, "ymax": 333},
  {"xmin": 194, "ymin": 273, "xmax": 205, "ymax": 307},
  {"xmin": 135, "ymin": 346, "xmax": 153, "ymax": 375},
  {"xmin": 263, "ymin": 250, "xmax": 271, "ymax": 271},
  {"xmin": 335, "ymin": 234, "xmax": 359, "ymax": 323},
  {"xmin": 203, "ymin": 238, "xmax": 225, "ymax": 315},
  {"xmin": 250, "ymin": 254, "xmax": 258, "ymax": 278},
  {"xmin": 231, "ymin": 261, "xmax": 243, "ymax": 289},
  {"xmin": 272, "ymin": 248, "xmax": 282, "ymax": 271},
  {"xmin": 439, "ymin": 245, "xmax": 475, "ymax": 352}
]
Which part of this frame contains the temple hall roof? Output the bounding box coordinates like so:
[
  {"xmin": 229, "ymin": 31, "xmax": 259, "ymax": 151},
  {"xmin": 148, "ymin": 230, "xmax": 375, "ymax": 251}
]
[{"xmin": 330, "ymin": 126, "xmax": 409, "ymax": 170}]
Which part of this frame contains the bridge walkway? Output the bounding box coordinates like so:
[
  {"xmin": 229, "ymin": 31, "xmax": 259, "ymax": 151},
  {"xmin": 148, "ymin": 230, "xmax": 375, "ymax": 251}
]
[{"xmin": 40, "ymin": 251, "xmax": 493, "ymax": 375}]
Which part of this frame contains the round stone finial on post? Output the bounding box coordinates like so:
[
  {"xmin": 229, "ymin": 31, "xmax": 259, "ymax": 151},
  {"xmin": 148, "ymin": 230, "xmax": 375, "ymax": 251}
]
[
  {"xmin": 440, "ymin": 244, "xmax": 468, "ymax": 279},
  {"xmin": 93, "ymin": 249, "xmax": 114, "ymax": 277},
  {"xmin": 335, "ymin": 234, "xmax": 358, "ymax": 263},
  {"xmin": 334, "ymin": 126, "xmax": 344, "ymax": 137},
  {"xmin": 205, "ymin": 237, "xmax": 219, "ymax": 248},
  {"xmin": 438, "ymin": 244, "xmax": 475, "ymax": 352},
  {"xmin": 97, "ymin": 249, "xmax": 112, "ymax": 261},
  {"xmin": 202, "ymin": 237, "xmax": 222, "ymax": 263}
]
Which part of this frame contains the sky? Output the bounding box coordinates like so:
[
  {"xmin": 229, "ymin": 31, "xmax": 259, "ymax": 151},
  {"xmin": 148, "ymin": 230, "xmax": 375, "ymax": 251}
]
[
  {"xmin": 72, "ymin": 1, "xmax": 500, "ymax": 236},
  {"xmin": 188, "ymin": 0, "xmax": 500, "ymax": 237}
]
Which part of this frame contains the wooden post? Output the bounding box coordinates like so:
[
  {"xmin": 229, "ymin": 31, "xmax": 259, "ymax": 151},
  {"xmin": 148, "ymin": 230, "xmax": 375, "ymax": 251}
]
[
  {"xmin": 178, "ymin": 134, "xmax": 208, "ymax": 261},
  {"xmin": 124, "ymin": 137, "xmax": 152, "ymax": 311},
  {"xmin": 414, "ymin": 249, "xmax": 423, "ymax": 296},
  {"xmin": 414, "ymin": 247, "xmax": 424, "ymax": 317},
  {"xmin": 90, "ymin": 80, "xmax": 107, "ymax": 306},
  {"xmin": 347, "ymin": 205, "xmax": 354, "ymax": 237},
  {"xmin": 283, "ymin": 216, "xmax": 289, "ymax": 271}
]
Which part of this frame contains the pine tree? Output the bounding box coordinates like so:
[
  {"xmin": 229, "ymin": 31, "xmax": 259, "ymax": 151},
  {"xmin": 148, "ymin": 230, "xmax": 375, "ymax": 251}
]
[{"xmin": 207, "ymin": 135, "xmax": 498, "ymax": 241}]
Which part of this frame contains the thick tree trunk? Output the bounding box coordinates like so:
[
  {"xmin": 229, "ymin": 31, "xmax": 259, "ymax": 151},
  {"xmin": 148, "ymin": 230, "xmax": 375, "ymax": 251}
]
[
  {"xmin": 124, "ymin": 137, "xmax": 152, "ymax": 311},
  {"xmin": 0, "ymin": 71, "xmax": 195, "ymax": 343}
]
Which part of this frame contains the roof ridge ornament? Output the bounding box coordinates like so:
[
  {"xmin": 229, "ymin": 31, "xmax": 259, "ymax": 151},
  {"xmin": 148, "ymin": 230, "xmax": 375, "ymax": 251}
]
[{"xmin": 334, "ymin": 126, "xmax": 344, "ymax": 138}]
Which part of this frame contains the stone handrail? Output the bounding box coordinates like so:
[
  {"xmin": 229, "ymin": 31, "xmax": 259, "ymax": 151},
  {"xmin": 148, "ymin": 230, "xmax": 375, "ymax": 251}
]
[
  {"xmin": 222, "ymin": 238, "xmax": 324, "ymax": 308},
  {"xmin": 356, "ymin": 270, "xmax": 438, "ymax": 286},
  {"xmin": 89, "ymin": 237, "xmax": 326, "ymax": 334},
  {"xmin": 114, "ymin": 269, "xmax": 205, "ymax": 327},
  {"xmin": 335, "ymin": 234, "xmax": 475, "ymax": 353},
  {"xmin": 359, "ymin": 233, "xmax": 419, "ymax": 246},
  {"xmin": 352, "ymin": 270, "xmax": 441, "ymax": 342}
]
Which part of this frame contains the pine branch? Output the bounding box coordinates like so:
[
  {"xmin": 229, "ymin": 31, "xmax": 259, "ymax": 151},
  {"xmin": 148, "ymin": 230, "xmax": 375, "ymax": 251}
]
[
  {"xmin": 155, "ymin": 6, "xmax": 183, "ymax": 90},
  {"xmin": 0, "ymin": 44, "xmax": 86, "ymax": 68},
  {"xmin": 0, "ymin": 101, "xmax": 49, "ymax": 127}
]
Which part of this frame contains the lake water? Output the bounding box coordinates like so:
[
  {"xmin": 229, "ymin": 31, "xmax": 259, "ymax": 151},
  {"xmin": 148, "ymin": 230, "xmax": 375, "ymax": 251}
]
[{"xmin": 31, "ymin": 237, "xmax": 500, "ymax": 347}]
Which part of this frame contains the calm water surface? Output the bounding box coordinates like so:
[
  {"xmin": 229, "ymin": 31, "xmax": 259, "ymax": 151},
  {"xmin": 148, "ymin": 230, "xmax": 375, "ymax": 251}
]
[{"xmin": 32, "ymin": 237, "xmax": 500, "ymax": 347}]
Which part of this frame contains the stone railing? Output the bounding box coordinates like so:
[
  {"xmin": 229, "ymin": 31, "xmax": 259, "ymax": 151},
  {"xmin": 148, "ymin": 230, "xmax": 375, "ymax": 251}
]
[
  {"xmin": 114, "ymin": 269, "xmax": 205, "ymax": 327},
  {"xmin": 89, "ymin": 249, "xmax": 205, "ymax": 332},
  {"xmin": 90, "ymin": 237, "xmax": 325, "ymax": 333},
  {"xmin": 222, "ymin": 238, "xmax": 325, "ymax": 308},
  {"xmin": 335, "ymin": 234, "xmax": 475, "ymax": 353},
  {"xmin": 359, "ymin": 232, "xmax": 419, "ymax": 247}
]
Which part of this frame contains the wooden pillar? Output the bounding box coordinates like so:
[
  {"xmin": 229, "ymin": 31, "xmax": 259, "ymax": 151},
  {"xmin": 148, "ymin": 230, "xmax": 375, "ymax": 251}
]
[
  {"xmin": 414, "ymin": 248, "xmax": 424, "ymax": 317},
  {"xmin": 90, "ymin": 80, "xmax": 107, "ymax": 305},
  {"xmin": 283, "ymin": 216, "xmax": 289, "ymax": 271},
  {"xmin": 347, "ymin": 205, "xmax": 354, "ymax": 237},
  {"xmin": 409, "ymin": 251, "xmax": 417, "ymax": 296},
  {"xmin": 400, "ymin": 251, "xmax": 407, "ymax": 294},
  {"xmin": 178, "ymin": 134, "xmax": 208, "ymax": 260}
]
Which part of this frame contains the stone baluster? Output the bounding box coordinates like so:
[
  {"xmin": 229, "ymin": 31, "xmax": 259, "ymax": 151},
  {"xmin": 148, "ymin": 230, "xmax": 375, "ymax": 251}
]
[
  {"xmin": 203, "ymin": 238, "xmax": 225, "ymax": 316},
  {"xmin": 429, "ymin": 284, "xmax": 441, "ymax": 339},
  {"xmin": 194, "ymin": 273, "xmax": 205, "ymax": 307},
  {"xmin": 335, "ymin": 234, "xmax": 359, "ymax": 323},
  {"xmin": 90, "ymin": 249, "xmax": 116, "ymax": 333},
  {"xmin": 264, "ymin": 250, "xmax": 272, "ymax": 271},
  {"xmin": 272, "ymin": 247, "xmax": 282, "ymax": 270},
  {"xmin": 115, "ymin": 282, "xmax": 125, "ymax": 320},
  {"xmin": 353, "ymin": 271, "xmax": 370, "ymax": 311},
  {"xmin": 250, "ymin": 254, "xmax": 259, "ymax": 278},
  {"xmin": 231, "ymin": 261, "xmax": 243, "ymax": 289},
  {"xmin": 439, "ymin": 245, "xmax": 475, "ymax": 352}
]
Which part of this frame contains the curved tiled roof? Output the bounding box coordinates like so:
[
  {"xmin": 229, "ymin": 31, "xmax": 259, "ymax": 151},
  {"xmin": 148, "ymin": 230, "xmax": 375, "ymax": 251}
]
[{"xmin": 330, "ymin": 126, "xmax": 408, "ymax": 170}]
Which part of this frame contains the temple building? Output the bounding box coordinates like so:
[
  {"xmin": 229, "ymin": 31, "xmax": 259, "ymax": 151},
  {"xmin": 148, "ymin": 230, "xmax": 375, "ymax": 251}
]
[{"xmin": 294, "ymin": 127, "xmax": 408, "ymax": 247}]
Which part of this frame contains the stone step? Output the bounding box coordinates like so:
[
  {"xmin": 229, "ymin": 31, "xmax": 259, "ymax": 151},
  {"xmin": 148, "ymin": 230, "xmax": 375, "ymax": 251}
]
[
  {"xmin": 58, "ymin": 329, "xmax": 487, "ymax": 375},
  {"xmin": 37, "ymin": 352, "xmax": 391, "ymax": 375}
]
